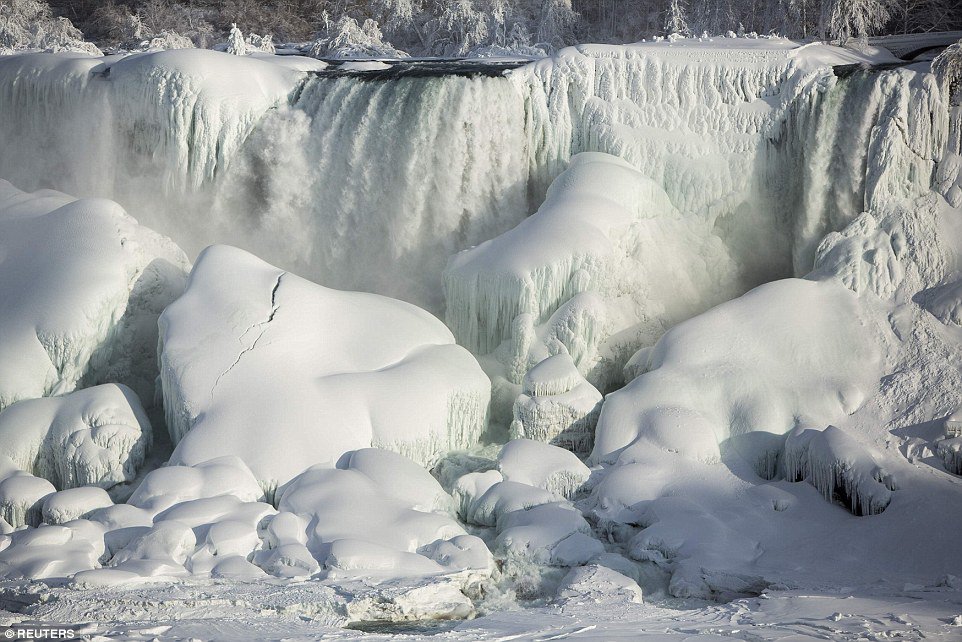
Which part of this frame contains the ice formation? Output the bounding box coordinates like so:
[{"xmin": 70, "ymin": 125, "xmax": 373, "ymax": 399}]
[
  {"xmin": 784, "ymin": 426, "xmax": 897, "ymax": 516},
  {"xmin": 509, "ymin": 353, "xmax": 602, "ymax": 452},
  {"xmin": 0, "ymin": 35, "xmax": 960, "ymax": 630},
  {"xmin": 0, "ymin": 384, "xmax": 151, "ymax": 490},
  {"xmin": 160, "ymin": 245, "xmax": 490, "ymax": 491},
  {"xmin": 0, "ymin": 180, "xmax": 189, "ymax": 409},
  {"xmin": 590, "ymin": 278, "xmax": 888, "ymax": 464},
  {"xmin": 497, "ymin": 439, "xmax": 591, "ymax": 498}
]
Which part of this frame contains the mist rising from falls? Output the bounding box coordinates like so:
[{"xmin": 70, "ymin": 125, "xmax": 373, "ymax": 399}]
[{"xmin": 209, "ymin": 74, "xmax": 533, "ymax": 309}]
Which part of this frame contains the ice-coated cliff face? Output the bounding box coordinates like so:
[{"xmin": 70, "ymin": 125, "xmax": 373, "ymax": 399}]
[{"xmin": 159, "ymin": 245, "xmax": 491, "ymax": 494}]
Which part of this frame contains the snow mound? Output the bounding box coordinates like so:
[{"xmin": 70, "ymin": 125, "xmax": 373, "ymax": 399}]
[
  {"xmin": 555, "ymin": 564, "xmax": 643, "ymax": 605},
  {"xmin": 127, "ymin": 457, "xmax": 265, "ymax": 515},
  {"xmin": 0, "ymin": 180, "xmax": 189, "ymax": 410},
  {"xmin": 0, "ymin": 473, "xmax": 54, "ymax": 527},
  {"xmin": 510, "ymin": 353, "xmax": 602, "ymax": 453},
  {"xmin": 0, "ymin": 521, "xmax": 104, "ymax": 580},
  {"xmin": 41, "ymin": 487, "xmax": 113, "ymax": 525},
  {"xmin": 591, "ymin": 278, "xmax": 887, "ymax": 464},
  {"xmin": 785, "ymin": 426, "xmax": 896, "ymax": 516},
  {"xmin": 277, "ymin": 454, "xmax": 492, "ymax": 579},
  {"xmin": 0, "ymin": 384, "xmax": 151, "ymax": 491},
  {"xmin": 497, "ymin": 439, "xmax": 591, "ymax": 498},
  {"xmin": 445, "ymin": 152, "xmax": 739, "ymax": 391},
  {"xmin": 160, "ymin": 245, "xmax": 490, "ymax": 491}
]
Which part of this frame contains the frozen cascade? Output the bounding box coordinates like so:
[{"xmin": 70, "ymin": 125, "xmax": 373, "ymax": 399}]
[
  {"xmin": 0, "ymin": 44, "xmax": 956, "ymax": 338},
  {"xmin": 0, "ymin": 51, "xmax": 536, "ymax": 312},
  {"xmin": 447, "ymin": 46, "xmax": 955, "ymax": 387}
]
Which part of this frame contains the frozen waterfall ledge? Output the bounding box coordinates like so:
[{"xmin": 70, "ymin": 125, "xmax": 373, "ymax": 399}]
[{"xmin": 159, "ymin": 245, "xmax": 491, "ymax": 493}]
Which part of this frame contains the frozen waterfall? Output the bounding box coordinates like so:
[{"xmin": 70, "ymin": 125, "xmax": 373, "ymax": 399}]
[{"xmin": 0, "ymin": 45, "xmax": 952, "ymax": 326}]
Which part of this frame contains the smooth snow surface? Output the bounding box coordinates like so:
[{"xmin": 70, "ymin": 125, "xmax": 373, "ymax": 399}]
[{"xmin": 160, "ymin": 245, "xmax": 490, "ymax": 491}]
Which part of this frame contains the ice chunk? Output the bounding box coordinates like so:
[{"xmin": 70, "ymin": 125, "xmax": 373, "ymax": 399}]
[
  {"xmin": 497, "ymin": 439, "xmax": 591, "ymax": 498},
  {"xmin": 784, "ymin": 426, "xmax": 896, "ymax": 516},
  {"xmin": 0, "ymin": 181, "xmax": 189, "ymax": 410},
  {"xmin": 812, "ymin": 212, "xmax": 905, "ymax": 298},
  {"xmin": 160, "ymin": 245, "xmax": 490, "ymax": 491},
  {"xmin": 591, "ymin": 279, "xmax": 886, "ymax": 465},
  {"xmin": 509, "ymin": 354, "xmax": 602, "ymax": 454},
  {"xmin": 0, "ymin": 384, "xmax": 151, "ymax": 490},
  {"xmin": 41, "ymin": 487, "xmax": 113, "ymax": 525},
  {"xmin": 938, "ymin": 437, "xmax": 962, "ymax": 475},
  {"xmin": 0, "ymin": 474, "xmax": 55, "ymax": 527}
]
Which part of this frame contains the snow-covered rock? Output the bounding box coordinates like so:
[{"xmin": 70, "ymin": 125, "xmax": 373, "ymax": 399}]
[
  {"xmin": 0, "ymin": 384, "xmax": 151, "ymax": 490},
  {"xmin": 0, "ymin": 181, "xmax": 188, "ymax": 411},
  {"xmin": 277, "ymin": 459, "xmax": 488, "ymax": 579},
  {"xmin": 0, "ymin": 521, "xmax": 104, "ymax": 580},
  {"xmin": 127, "ymin": 457, "xmax": 265, "ymax": 515},
  {"xmin": 41, "ymin": 487, "xmax": 113, "ymax": 525},
  {"xmin": 591, "ymin": 278, "xmax": 887, "ymax": 464},
  {"xmin": 509, "ymin": 354, "xmax": 602, "ymax": 453},
  {"xmin": 0, "ymin": 474, "xmax": 55, "ymax": 528},
  {"xmin": 497, "ymin": 439, "xmax": 591, "ymax": 498},
  {"xmin": 160, "ymin": 245, "xmax": 490, "ymax": 491}
]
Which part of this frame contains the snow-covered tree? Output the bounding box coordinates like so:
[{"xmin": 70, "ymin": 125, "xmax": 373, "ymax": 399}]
[
  {"xmin": 819, "ymin": 0, "xmax": 892, "ymax": 42},
  {"xmin": 664, "ymin": 0, "xmax": 690, "ymax": 36},
  {"xmin": 226, "ymin": 22, "xmax": 247, "ymax": 54},
  {"xmin": 0, "ymin": 0, "xmax": 100, "ymax": 54},
  {"xmin": 933, "ymin": 39, "xmax": 962, "ymax": 103},
  {"xmin": 309, "ymin": 15, "xmax": 408, "ymax": 59},
  {"xmin": 536, "ymin": 0, "xmax": 578, "ymax": 50}
]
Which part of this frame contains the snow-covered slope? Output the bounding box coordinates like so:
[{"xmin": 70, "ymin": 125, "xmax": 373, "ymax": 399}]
[
  {"xmin": 0, "ymin": 180, "xmax": 189, "ymax": 410},
  {"xmin": 159, "ymin": 245, "xmax": 490, "ymax": 493}
]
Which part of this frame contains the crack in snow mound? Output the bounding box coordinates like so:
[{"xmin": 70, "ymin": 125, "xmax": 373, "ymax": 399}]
[{"xmin": 159, "ymin": 245, "xmax": 491, "ymax": 492}]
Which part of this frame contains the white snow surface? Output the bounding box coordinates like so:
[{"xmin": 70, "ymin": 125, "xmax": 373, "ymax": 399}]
[
  {"xmin": 0, "ymin": 180, "xmax": 189, "ymax": 410},
  {"xmin": 160, "ymin": 245, "xmax": 491, "ymax": 491}
]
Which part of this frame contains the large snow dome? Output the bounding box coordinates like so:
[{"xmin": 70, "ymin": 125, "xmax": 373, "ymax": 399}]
[{"xmin": 0, "ymin": 27, "xmax": 960, "ymax": 639}]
